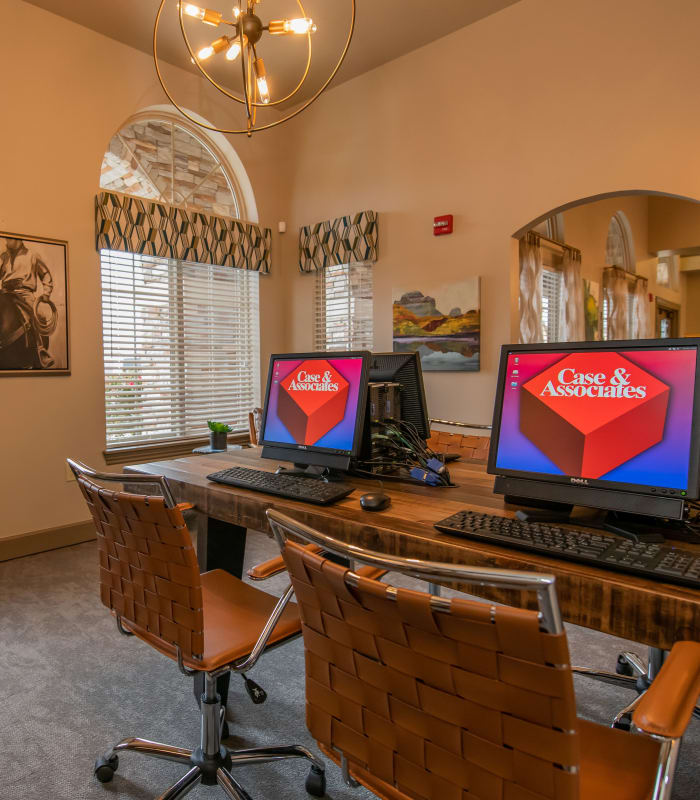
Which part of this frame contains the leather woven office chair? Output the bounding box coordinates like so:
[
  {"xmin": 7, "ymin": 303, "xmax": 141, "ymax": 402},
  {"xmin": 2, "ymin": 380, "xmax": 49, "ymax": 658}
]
[
  {"xmin": 68, "ymin": 460, "xmax": 326, "ymax": 800},
  {"xmin": 267, "ymin": 508, "xmax": 700, "ymax": 800},
  {"xmin": 426, "ymin": 428, "xmax": 491, "ymax": 462}
]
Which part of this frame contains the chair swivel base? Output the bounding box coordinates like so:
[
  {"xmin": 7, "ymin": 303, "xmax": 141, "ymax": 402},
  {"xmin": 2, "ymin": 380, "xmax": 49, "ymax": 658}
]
[{"xmin": 95, "ymin": 737, "xmax": 326, "ymax": 800}]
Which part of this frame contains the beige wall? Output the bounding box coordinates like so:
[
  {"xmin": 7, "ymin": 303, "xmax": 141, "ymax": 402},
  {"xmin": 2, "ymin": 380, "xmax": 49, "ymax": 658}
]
[
  {"xmin": 683, "ymin": 272, "xmax": 700, "ymax": 336},
  {"xmin": 0, "ymin": 0, "xmax": 293, "ymax": 539},
  {"xmin": 7, "ymin": 0, "xmax": 700, "ymax": 540},
  {"xmin": 648, "ymin": 196, "xmax": 700, "ymax": 253}
]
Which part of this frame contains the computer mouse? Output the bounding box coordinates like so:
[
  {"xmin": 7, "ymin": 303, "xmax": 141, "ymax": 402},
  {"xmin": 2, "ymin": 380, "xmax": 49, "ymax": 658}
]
[{"xmin": 360, "ymin": 492, "xmax": 391, "ymax": 512}]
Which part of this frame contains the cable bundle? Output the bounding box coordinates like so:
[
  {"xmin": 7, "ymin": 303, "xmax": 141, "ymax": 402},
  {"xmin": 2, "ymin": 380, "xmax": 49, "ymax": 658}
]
[{"xmin": 353, "ymin": 420, "xmax": 452, "ymax": 487}]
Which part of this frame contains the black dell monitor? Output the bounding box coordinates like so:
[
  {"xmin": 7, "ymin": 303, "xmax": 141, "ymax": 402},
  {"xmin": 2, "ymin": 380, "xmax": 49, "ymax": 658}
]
[
  {"xmin": 260, "ymin": 351, "xmax": 370, "ymax": 473},
  {"xmin": 369, "ymin": 352, "xmax": 430, "ymax": 438},
  {"xmin": 488, "ymin": 338, "xmax": 700, "ymax": 524}
]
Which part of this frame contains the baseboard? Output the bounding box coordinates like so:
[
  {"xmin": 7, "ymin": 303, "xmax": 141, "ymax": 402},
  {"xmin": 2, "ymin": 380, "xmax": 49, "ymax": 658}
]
[{"xmin": 0, "ymin": 520, "xmax": 96, "ymax": 562}]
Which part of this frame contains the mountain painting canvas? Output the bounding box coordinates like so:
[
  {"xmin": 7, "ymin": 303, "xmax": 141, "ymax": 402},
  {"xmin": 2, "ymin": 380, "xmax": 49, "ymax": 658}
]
[{"xmin": 392, "ymin": 278, "xmax": 480, "ymax": 371}]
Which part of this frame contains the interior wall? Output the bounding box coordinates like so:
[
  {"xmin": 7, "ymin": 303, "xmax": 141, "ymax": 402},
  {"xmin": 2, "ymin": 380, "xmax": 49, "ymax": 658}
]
[
  {"xmin": 279, "ymin": 0, "xmax": 700, "ymax": 428},
  {"xmin": 560, "ymin": 196, "xmax": 649, "ymax": 281},
  {"xmin": 648, "ymin": 196, "xmax": 700, "ymax": 253},
  {"xmin": 0, "ymin": 0, "xmax": 293, "ymax": 539}
]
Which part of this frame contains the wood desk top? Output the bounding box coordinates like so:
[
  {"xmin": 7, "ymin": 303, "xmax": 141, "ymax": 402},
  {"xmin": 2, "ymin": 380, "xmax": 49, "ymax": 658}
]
[{"xmin": 126, "ymin": 448, "xmax": 699, "ymax": 650}]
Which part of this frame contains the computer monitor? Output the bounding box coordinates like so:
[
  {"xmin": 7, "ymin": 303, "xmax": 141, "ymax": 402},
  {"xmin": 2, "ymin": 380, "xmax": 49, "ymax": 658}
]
[
  {"xmin": 488, "ymin": 339, "xmax": 700, "ymax": 522},
  {"xmin": 369, "ymin": 352, "xmax": 430, "ymax": 438},
  {"xmin": 260, "ymin": 351, "xmax": 370, "ymax": 473}
]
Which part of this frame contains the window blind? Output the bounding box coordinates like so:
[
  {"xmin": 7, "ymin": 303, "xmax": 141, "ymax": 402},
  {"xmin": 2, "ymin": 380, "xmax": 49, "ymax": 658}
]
[
  {"xmin": 100, "ymin": 250, "xmax": 260, "ymax": 450},
  {"xmin": 541, "ymin": 267, "xmax": 563, "ymax": 343},
  {"xmin": 313, "ymin": 262, "xmax": 374, "ymax": 351}
]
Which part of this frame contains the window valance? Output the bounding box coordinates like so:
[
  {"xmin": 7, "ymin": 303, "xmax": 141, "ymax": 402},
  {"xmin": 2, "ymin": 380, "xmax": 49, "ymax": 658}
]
[
  {"xmin": 299, "ymin": 210, "xmax": 377, "ymax": 273},
  {"xmin": 95, "ymin": 191, "xmax": 271, "ymax": 274}
]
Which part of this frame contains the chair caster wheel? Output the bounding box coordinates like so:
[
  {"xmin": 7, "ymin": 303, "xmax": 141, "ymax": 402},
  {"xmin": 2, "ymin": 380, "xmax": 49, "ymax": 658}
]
[
  {"xmin": 305, "ymin": 765, "xmax": 326, "ymax": 797},
  {"xmin": 94, "ymin": 754, "xmax": 119, "ymax": 783},
  {"xmin": 616, "ymin": 655, "xmax": 634, "ymax": 677}
]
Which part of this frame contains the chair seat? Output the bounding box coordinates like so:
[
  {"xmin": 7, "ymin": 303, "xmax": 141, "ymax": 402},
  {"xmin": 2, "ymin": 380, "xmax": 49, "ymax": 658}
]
[
  {"xmin": 194, "ymin": 569, "xmax": 301, "ymax": 671},
  {"xmin": 578, "ymin": 719, "xmax": 660, "ymax": 800}
]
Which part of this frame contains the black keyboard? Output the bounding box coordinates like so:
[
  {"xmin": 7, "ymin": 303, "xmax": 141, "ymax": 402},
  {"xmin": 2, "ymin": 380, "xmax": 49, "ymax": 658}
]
[
  {"xmin": 434, "ymin": 510, "xmax": 700, "ymax": 589},
  {"xmin": 206, "ymin": 466, "xmax": 355, "ymax": 505}
]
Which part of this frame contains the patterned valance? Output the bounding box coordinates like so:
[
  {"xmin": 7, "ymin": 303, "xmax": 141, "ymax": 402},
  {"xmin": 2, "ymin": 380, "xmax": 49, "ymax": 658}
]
[
  {"xmin": 95, "ymin": 191, "xmax": 271, "ymax": 274},
  {"xmin": 299, "ymin": 210, "xmax": 377, "ymax": 273}
]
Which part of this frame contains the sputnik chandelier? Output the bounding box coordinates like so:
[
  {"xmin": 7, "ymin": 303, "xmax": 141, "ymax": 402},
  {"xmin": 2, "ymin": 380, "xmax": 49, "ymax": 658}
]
[{"xmin": 154, "ymin": 1, "xmax": 356, "ymax": 136}]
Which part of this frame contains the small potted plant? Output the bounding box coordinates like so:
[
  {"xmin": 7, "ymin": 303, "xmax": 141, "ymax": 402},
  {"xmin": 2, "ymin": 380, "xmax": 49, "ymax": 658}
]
[{"xmin": 207, "ymin": 420, "xmax": 232, "ymax": 451}]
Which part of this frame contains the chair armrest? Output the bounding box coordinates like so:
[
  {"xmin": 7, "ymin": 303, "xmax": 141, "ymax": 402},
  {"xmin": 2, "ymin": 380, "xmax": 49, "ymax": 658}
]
[
  {"xmin": 632, "ymin": 641, "xmax": 700, "ymax": 739},
  {"xmin": 247, "ymin": 543, "xmax": 323, "ymax": 581},
  {"xmin": 247, "ymin": 553, "xmax": 388, "ymax": 582},
  {"xmin": 247, "ymin": 555, "xmax": 287, "ymax": 581},
  {"xmin": 356, "ymin": 566, "xmax": 388, "ymax": 581},
  {"xmin": 176, "ymin": 502, "xmax": 194, "ymax": 512}
]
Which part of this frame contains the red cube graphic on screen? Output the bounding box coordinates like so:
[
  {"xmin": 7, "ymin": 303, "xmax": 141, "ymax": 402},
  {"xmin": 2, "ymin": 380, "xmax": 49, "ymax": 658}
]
[
  {"xmin": 278, "ymin": 360, "xmax": 349, "ymax": 446},
  {"xmin": 519, "ymin": 353, "xmax": 669, "ymax": 479}
]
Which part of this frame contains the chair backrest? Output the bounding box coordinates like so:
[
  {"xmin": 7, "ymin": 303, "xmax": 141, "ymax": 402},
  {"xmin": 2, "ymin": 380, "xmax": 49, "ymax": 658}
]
[
  {"xmin": 427, "ymin": 428, "xmax": 491, "ymax": 462},
  {"xmin": 268, "ymin": 509, "xmax": 580, "ymax": 800},
  {"xmin": 248, "ymin": 407, "xmax": 263, "ymax": 445},
  {"xmin": 72, "ymin": 461, "xmax": 204, "ymax": 663}
]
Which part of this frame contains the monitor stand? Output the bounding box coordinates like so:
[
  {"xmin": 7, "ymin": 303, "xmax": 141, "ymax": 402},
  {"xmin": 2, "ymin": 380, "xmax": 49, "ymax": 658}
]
[
  {"xmin": 505, "ymin": 494, "xmax": 667, "ymax": 544},
  {"xmin": 274, "ymin": 463, "xmax": 348, "ymax": 483}
]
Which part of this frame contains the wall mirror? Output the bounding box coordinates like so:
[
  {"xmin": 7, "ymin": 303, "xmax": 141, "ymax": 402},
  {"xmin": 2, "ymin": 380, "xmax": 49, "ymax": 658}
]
[{"xmin": 515, "ymin": 192, "xmax": 700, "ymax": 343}]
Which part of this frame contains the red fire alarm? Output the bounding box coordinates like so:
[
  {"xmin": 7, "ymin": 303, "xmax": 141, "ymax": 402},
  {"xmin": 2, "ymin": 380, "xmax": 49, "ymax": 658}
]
[{"xmin": 433, "ymin": 214, "xmax": 453, "ymax": 236}]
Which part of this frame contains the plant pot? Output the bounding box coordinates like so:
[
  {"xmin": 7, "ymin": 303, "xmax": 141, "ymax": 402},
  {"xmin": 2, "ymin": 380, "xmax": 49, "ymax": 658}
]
[{"xmin": 210, "ymin": 431, "xmax": 228, "ymax": 451}]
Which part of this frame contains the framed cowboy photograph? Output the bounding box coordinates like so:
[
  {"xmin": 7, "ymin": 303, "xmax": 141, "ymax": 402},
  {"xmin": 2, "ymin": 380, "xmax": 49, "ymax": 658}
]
[{"xmin": 0, "ymin": 231, "xmax": 70, "ymax": 376}]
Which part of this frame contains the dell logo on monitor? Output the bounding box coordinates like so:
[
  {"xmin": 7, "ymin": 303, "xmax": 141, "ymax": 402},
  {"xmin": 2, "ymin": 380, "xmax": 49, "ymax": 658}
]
[{"xmin": 570, "ymin": 477, "xmax": 589, "ymax": 485}]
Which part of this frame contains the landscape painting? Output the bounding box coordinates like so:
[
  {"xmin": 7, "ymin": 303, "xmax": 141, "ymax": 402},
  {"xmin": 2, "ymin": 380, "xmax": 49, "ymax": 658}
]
[{"xmin": 393, "ymin": 278, "xmax": 480, "ymax": 371}]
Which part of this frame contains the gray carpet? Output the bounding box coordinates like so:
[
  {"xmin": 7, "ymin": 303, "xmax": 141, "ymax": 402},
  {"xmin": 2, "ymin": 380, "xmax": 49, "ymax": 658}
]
[{"xmin": 1, "ymin": 531, "xmax": 697, "ymax": 799}]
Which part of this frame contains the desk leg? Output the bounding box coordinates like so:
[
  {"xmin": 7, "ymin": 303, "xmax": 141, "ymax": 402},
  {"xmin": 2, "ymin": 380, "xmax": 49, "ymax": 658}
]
[
  {"xmin": 197, "ymin": 516, "xmax": 248, "ymax": 578},
  {"xmin": 194, "ymin": 517, "xmax": 248, "ymax": 712}
]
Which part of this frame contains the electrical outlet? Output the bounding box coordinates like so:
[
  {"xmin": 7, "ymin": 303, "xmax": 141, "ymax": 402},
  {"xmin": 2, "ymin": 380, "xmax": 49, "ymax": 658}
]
[{"xmin": 65, "ymin": 461, "xmax": 76, "ymax": 482}]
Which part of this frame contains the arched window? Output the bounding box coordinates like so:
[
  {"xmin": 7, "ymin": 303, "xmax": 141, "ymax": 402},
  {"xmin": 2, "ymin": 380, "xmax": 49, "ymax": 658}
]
[
  {"xmin": 100, "ymin": 117, "xmax": 243, "ymax": 218},
  {"xmin": 98, "ymin": 115, "xmax": 260, "ymax": 458},
  {"xmin": 605, "ymin": 212, "xmax": 634, "ymax": 271},
  {"xmin": 531, "ymin": 213, "xmax": 565, "ymax": 243}
]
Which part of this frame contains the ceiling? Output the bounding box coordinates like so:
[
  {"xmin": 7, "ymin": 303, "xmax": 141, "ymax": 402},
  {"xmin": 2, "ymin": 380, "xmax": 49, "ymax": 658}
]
[{"xmin": 25, "ymin": 1, "xmax": 521, "ymax": 113}]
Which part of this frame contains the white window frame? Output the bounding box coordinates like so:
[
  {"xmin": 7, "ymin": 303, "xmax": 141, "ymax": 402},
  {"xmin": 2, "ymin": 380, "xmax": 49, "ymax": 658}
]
[
  {"xmin": 313, "ymin": 262, "xmax": 374, "ymax": 351},
  {"xmin": 100, "ymin": 250, "xmax": 260, "ymax": 461},
  {"xmin": 540, "ymin": 265, "xmax": 563, "ymax": 343}
]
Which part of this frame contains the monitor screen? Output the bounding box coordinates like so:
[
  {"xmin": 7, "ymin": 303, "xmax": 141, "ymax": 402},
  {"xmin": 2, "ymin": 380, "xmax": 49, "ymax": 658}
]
[
  {"xmin": 489, "ymin": 341, "xmax": 700, "ymax": 498},
  {"xmin": 261, "ymin": 353, "xmax": 368, "ymax": 457}
]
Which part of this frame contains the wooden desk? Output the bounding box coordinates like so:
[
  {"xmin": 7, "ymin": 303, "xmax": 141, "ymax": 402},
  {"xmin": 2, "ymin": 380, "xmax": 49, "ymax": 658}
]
[{"xmin": 126, "ymin": 449, "xmax": 700, "ymax": 651}]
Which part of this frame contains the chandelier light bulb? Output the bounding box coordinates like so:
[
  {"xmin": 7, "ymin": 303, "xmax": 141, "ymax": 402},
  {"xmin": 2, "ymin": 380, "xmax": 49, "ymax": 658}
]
[
  {"xmin": 182, "ymin": 4, "xmax": 222, "ymax": 25},
  {"xmin": 254, "ymin": 58, "xmax": 270, "ymax": 103},
  {"xmin": 269, "ymin": 17, "xmax": 316, "ymax": 35},
  {"xmin": 198, "ymin": 35, "xmax": 229, "ymax": 59},
  {"xmin": 289, "ymin": 18, "xmax": 316, "ymax": 34},
  {"xmin": 257, "ymin": 77, "xmax": 270, "ymax": 103},
  {"xmin": 225, "ymin": 35, "xmax": 246, "ymax": 60}
]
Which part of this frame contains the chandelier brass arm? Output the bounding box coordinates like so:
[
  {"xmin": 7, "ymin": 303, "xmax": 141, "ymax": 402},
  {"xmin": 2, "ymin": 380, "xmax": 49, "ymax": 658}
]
[{"xmin": 153, "ymin": 0, "xmax": 356, "ymax": 136}]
